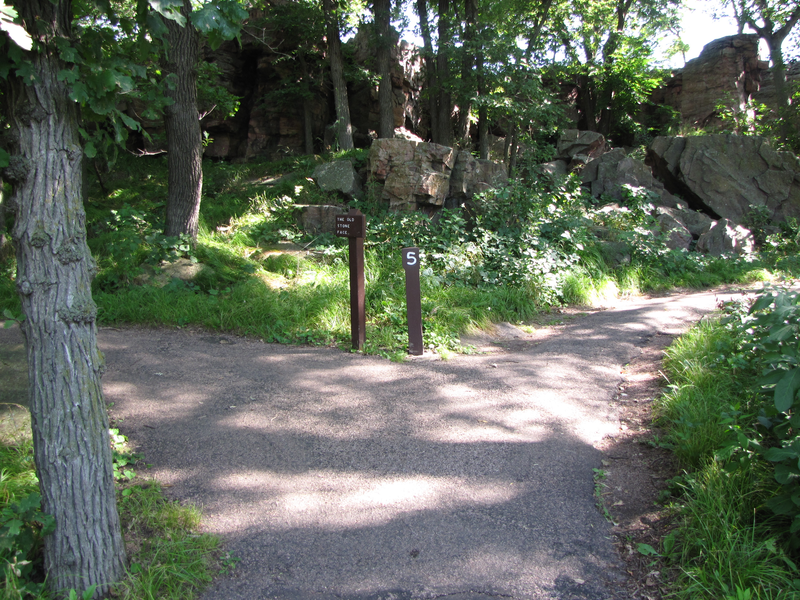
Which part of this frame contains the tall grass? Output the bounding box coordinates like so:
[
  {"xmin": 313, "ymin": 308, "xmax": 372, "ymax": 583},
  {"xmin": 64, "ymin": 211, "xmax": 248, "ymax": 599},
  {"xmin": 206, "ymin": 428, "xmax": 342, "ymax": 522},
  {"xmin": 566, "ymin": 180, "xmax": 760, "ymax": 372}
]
[{"xmin": 654, "ymin": 317, "xmax": 800, "ymax": 599}]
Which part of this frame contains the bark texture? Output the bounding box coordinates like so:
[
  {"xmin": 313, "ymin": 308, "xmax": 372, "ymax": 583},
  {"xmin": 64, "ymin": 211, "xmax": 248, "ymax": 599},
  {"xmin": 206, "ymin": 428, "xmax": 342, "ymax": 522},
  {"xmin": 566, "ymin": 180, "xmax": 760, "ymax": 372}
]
[
  {"xmin": 323, "ymin": 0, "xmax": 354, "ymax": 150},
  {"xmin": 0, "ymin": 177, "xmax": 6, "ymax": 252},
  {"xmin": 417, "ymin": 0, "xmax": 440, "ymax": 141},
  {"xmin": 435, "ymin": 0, "xmax": 453, "ymax": 147},
  {"xmin": 163, "ymin": 0, "xmax": 203, "ymax": 239},
  {"xmin": 375, "ymin": 0, "xmax": 395, "ymax": 139},
  {"xmin": 6, "ymin": 1, "xmax": 127, "ymax": 597}
]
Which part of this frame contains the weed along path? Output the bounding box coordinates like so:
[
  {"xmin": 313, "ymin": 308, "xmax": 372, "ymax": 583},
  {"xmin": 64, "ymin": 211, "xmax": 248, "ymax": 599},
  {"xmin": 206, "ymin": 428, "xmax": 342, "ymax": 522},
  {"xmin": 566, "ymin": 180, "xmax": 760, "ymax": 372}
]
[{"xmin": 0, "ymin": 287, "xmax": 753, "ymax": 599}]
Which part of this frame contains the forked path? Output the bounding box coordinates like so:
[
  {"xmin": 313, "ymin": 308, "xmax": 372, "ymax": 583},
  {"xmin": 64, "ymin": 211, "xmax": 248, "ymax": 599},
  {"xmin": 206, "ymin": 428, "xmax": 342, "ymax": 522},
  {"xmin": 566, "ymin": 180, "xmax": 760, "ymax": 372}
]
[{"xmin": 0, "ymin": 288, "xmax": 752, "ymax": 600}]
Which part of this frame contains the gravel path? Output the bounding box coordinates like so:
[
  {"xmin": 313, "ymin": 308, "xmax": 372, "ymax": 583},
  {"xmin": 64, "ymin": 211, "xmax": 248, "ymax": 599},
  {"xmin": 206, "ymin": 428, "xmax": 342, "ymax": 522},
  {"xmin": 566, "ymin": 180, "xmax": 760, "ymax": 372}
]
[{"xmin": 0, "ymin": 287, "xmax": 753, "ymax": 600}]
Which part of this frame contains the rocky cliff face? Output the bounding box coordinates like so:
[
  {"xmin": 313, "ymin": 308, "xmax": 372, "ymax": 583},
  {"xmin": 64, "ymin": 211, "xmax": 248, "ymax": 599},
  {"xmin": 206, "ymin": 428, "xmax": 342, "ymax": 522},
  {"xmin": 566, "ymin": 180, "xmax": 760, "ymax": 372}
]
[
  {"xmin": 647, "ymin": 134, "xmax": 800, "ymax": 224},
  {"xmin": 648, "ymin": 34, "xmax": 799, "ymax": 131},
  {"xmin": 142, "ymin": 20, "xmax": 423, "ymax": 161}
]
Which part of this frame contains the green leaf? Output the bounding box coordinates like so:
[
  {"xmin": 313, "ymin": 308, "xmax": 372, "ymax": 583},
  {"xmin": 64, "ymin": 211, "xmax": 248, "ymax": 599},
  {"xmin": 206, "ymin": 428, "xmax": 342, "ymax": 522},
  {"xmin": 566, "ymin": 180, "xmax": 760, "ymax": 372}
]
[
  {"xmin": 761, "ymin": 368, "xmax": 789, "ymax": 386},
  {"xmin": 0, "ymin": 148, "xmax": 8, "ymax": 169},
  {"xmin": 117, "ymin": 111, "xmax": 140, "ymax": 131},
  {"xmin": 69, "ymin": 82, "xmax": 89, "ymax": 104},
  {"xmin": 775, "ymin": 464, "xmax": 800, "ymax": 485},
  {"xmin": 766, "ymin": 492, "xmax": 797, "ymax": 515},
  {"xmin": 774, "ymin": 368, "xmax": 800, "ymax": 413},
  {"xmin": 3, "ymin": 519, "xmax": 23, "ymax": 537},
  {"xmin": 751, "ymin": 295, "xmax": 776, "ymax": 312},
  {"xmin": 636, "ymin": 543, "xmax": 660, "ymax": 556},
  {"xmin": 58, "ymin": 45, "xmax": 81, "ymax": 64},
  {"xmin": 84, "ymin": 142, "xmax": 97, "ymax": 159},
  {"xmin": 768, "ymin": 325, "xmax": 796, "ymax": 342},
  {"xmin": 58, "ymin": 67, "xmax": 80, "ymax": 84},
  {"xmin": 763, "ymin": 447, "xmax": 799, "ymax": 462},
  {"xmin": 148, "ymin": 0, "xmax": 186, "ymax": 26},
  {"xmin": 15, "ymin": 62, "xmax": 38, "ymax": 84}
]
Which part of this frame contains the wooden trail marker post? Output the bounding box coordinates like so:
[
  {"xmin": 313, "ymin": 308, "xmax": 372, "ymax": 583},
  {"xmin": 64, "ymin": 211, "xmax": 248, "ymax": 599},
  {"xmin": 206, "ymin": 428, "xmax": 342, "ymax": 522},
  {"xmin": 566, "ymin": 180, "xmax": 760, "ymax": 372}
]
[
  {"xmin": 402, "ymin": 247, "xmax": 423, "ymax": 355},
  {"xmin": 335, "ymin": 209, "xmax": 366, "ymax": 351}
]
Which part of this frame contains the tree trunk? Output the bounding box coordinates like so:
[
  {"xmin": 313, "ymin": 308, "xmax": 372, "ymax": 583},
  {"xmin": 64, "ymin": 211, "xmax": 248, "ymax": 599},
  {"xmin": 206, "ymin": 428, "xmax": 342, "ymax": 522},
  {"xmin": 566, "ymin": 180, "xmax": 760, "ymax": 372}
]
[
  {"xmin": 375, "ymin": 0, "xmax": 395, "ymax": 139},
  {"xmin": 508, "ymin": 123, "xmax": 518, "ymax": 177},
  {"xmin": 436, "ymin": 0, "xmax": 453, "ymax": 147},
  {"xmin": 417, "ymin": 0, "xmax": 439, "ymax": 142},
  {"xmin": 0, "ymin": 176, "xmax": 6, "ymax": 252},
  {"xmin": 163, "ymin": 0, "xmax": 203, "ymax": 240},
  {"xmin": 456, "ymin": 0, "xmax": 478, "ymax": 144},
  {"xmin": 323, "ymin": 0, "xmax": 354, "ymax": 150},
  {"xmin": 475, "ymin": 14, "xmax": 488, "ymax": 159},
  {"xmin": 746, "ymin": 4, "xmax": 800, "ymax": 144},
  {"xmin": 299, "ymin": 53, "xmax": 315, "ymax": 154},
  {"xmin": 478, "ymin": 103, "xmax": 489, "ymax": 160},
  {"xmin": 6, "ymin": 2, "xmax": 127, "ymax": 598}
]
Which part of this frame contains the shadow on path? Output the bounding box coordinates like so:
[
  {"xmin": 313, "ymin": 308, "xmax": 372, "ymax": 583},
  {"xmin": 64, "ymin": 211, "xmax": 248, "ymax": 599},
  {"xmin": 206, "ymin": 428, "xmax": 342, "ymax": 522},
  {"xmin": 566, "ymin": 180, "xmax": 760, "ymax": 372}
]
[{"xmin": 0, "ymin": 287, "xmax": 755, "ymax": 599}]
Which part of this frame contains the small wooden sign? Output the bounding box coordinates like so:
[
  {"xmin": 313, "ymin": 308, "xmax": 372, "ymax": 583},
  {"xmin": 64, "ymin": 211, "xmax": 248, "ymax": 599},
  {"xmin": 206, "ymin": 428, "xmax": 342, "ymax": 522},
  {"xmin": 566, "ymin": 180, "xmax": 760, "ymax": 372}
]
[
  {"xmin": 335, "ymin": 214, "xmax": 366, "ymax": 238},
  {"xmin": 341, "ymin": 209, "xmax": 366, "ymax": 351},
  {"xmin": 402, "ymin": 247, "xmax": 423, "ymax": 355}
]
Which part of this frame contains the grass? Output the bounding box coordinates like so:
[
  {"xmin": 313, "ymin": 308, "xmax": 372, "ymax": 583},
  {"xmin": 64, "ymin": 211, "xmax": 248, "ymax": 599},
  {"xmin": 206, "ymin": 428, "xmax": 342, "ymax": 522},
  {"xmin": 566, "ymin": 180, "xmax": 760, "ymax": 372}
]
[
  {"xmin": 0, "ymin": 416, "xmax": 226, "ymax": 600},
  {"xmin": 3, "ymin": 153, "xmax": 796, "ymax": 357},
  {"xmin": 652, "ymin": 313, "xmax": 800, "ymax": 600}
]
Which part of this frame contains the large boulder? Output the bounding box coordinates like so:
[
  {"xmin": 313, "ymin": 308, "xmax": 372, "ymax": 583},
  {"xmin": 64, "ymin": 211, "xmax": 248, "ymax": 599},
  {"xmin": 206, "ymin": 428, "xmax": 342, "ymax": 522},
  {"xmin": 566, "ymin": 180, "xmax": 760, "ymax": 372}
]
[
  {"xmin": 657, "ymin": 206, "xmax": 714, "ymax": 238},
  {"xmin": 369, "ymin": 139, "xmax": 456, "ymax": 211},
  {"xmin": 312, "ymin": 160, "xmax": 363, "ymax": 201},
  {"xmin": 696, "ymin": 218, "xmax": 755, "ymax": 256},
  {"xmin": 647, "ymin": 134, "xmax": 800, "ymax": 225},
  {"xmin": 297, "ymin": 205, "xmax": 346, "ymax": 235},
  {"xmin": 581, "ymin": 149, "xmax": 677, "ymax": 207},
  {"xmin": 449, "ymin": 151, "xmax": 508, "ymax": 206},
  {"xmin": 556, "ymin": 130, "xmax": 606, "ymax": 161},
  {"xmin": 656, "ymin": 210, "xmax": 693, "ymax": 251}
]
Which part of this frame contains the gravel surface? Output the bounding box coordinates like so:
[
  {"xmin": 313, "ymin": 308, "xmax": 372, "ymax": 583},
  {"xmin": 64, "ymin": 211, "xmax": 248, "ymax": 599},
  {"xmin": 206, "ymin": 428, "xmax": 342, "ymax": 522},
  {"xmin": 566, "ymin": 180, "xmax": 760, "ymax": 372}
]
[{"xmin": 0, "ymin": 287, "xmax": 756, "ymax": 600}]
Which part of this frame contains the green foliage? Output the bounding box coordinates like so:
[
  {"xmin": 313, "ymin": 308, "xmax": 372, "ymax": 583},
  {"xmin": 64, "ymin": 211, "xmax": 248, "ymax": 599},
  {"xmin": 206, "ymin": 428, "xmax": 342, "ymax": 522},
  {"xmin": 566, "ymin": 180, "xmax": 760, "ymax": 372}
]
[
  {"xmin": 0, "ymin": 438, "xmax": 53, "ymax": 598},
  {"xmin": 655, "ymin": 306, "xmax": 800, "ymax": 598},
  {"xmin": 713, "ymin": 83, "xmax": 800, "ymax": 153},
  {"xmin": 718, "ymin": 289, "xmax": 800, "ymax": 539},
  {"xmin": 0, "ymin": 418, "xmax": 224, "ymax": 600}
]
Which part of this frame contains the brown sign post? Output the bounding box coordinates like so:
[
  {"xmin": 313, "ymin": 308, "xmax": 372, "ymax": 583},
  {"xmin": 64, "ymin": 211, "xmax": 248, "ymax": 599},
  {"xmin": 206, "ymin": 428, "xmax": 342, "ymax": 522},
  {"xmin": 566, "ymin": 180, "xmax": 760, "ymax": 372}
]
[
  {"xmin": 335, "ymin": 209, "xmax": 366, "ymax": 351},
  {"xmin": 402, "ymin": 247, "xmax": 424, "ymax": 355}
]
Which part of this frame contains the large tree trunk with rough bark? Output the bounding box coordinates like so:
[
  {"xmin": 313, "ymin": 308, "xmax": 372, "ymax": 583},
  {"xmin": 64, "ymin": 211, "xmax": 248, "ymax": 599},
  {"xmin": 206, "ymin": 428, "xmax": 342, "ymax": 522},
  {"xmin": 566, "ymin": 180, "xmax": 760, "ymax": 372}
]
[
  {"xmin": 163, "ymin": 0, "xmax": 203, "ymax": 240},
  {"xmin": 323, "ymin": 0, "xmax": 354, "ymax": 150},
  {"xmin": 436, "ymin": 0, "xmax": 453, "ymax": 147},
  {"xmin": 456, "ymin": 0, "xmax": 477, "ymax": 144},
  {"xmin": 4, "ymin": 1, "xmax": 127, "ymax": 598},
  {"xmin": 299, "ymin": 54, "xmax": 315, "ymax": 154},
  {"xmin": 417, "ymin": 0, "xmax": 440, "ymax": 142},
  {"xmin": 0, "ymin": 177, "xmax": 6, "ymax": 253},
  {"xmin": 375, "ymin": 0, "xmax": 394, "ymax": 139}
]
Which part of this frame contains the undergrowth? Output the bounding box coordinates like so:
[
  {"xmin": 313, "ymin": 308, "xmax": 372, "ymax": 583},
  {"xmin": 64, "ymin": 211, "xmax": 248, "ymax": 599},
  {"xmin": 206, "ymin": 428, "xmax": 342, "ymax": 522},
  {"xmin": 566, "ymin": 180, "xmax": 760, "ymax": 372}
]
[
  {"xmin": 652, "ymin": 288, "xmax": 800, "ymax": 599},
  {"xmin": 3, "ymin": 154, "xmax": 785, "ymax": 358},
  {"xmin": 0, "ymin": 419, "xmax": 227, "ymax": 600}
]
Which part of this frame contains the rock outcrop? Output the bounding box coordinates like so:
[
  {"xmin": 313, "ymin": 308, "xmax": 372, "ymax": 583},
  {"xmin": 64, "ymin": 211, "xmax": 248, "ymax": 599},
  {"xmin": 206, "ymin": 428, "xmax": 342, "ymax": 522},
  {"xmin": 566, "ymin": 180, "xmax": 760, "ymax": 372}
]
[
  {"xmin": 448, "ymin": 151, "xmax": 508, "ymax": 207},
  {"xmin": 367, "ymin": 139, "xmax": 508, "ymax": 212},
  {"xmin": 556, "ymin": 130, "xmax": 607, "ymax": 162},
  {"xmin": 647, "ymin": 134, "xmax": 800, "ymax": 224},
  {"xmin": 679, "ymin": 35, "xmax": 764, "ymax": 128},
  {"xmin": 696, "ymin": 218, "xmax": 755, "ymax": 255},
  {"xmin": 312, "ymin": 160, "xmax": 363, "ymax": 201},
  {"xmin": 545, "ymin": 129, "xmax": 768, "ymax": 257},
  {"xmin": 369, "ymin": 139, "xmax": 456, "ymax": 211},
  {"xmin": 135, "ymin": 19, "xmax": 424, "ymax": 161}
]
